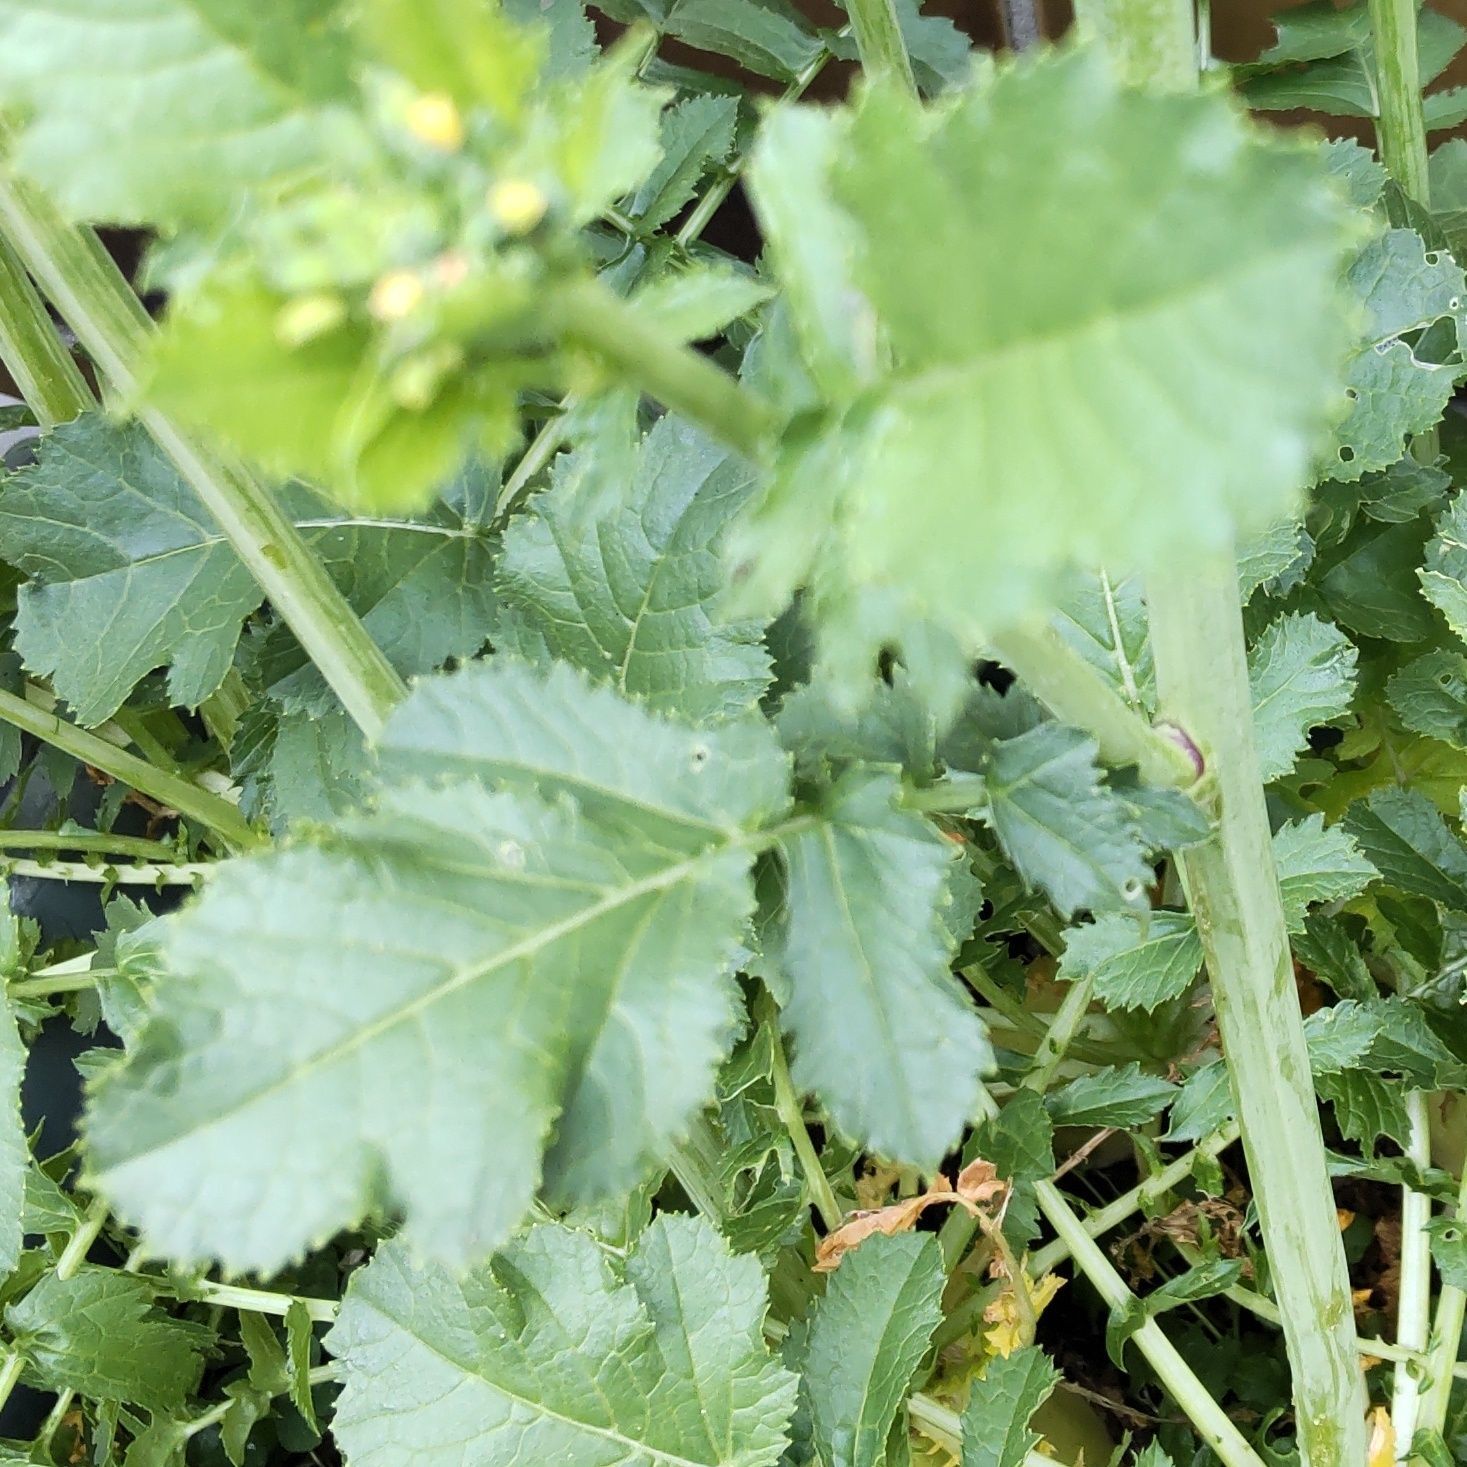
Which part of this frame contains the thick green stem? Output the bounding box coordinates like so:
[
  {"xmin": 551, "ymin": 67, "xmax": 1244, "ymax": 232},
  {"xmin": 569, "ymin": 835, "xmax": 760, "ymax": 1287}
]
[
  {"xmin": 844, "ymin": 0, "xmax": 918, "ymax": 96},
  {"xmin": 0, "ymin": 153, "xmax": 406, "ymax": 741},
  {"xmin": 988, "ymin": 623, "xmax": 1199, "ymax": 789},
  {"xmin": 0, "ymin": 234, "xmax": 90, "ymax": 427},
  {"xmin": 1150, "ymin": 559, "xmax": 1366, "ymax": 1467},
  {"xmin": 0, "ymin": 686, "xmax": 256, "ymax": 849},
  {"xmin": 552, "ymin": 277, "xmax": 777, "ymax": 462},
  {"xmin": 191, "ymin": 1280, "xmax": 338, "ymax": 1324},
  {"xmin": 1369, "ymin": 0, "xmax": 1430, "ymax": 206}
]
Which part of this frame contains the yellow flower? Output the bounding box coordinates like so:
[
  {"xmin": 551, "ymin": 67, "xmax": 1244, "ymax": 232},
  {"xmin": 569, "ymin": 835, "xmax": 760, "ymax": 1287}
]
[
  {"xmin": 487, "ymin": 179, "xmax": 548, "ymax": 235},
  {"xmin": 368, "ymin": 270, "xmax": 425, "ymax": 323},
  {"xmin": 404, "ymin": 92, "xmax": 464, "ymax": 151}
]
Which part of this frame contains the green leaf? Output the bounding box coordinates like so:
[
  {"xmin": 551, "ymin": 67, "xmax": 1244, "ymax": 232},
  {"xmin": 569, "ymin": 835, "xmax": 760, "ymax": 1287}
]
[
  {"xmin": 497, "ymin": 413, "xmax": 772, "ymax": 724},
  {"xmin": 89, "ymin": 665, "xmax": 788, "ymax": 1271},
  {"xmin": 1365, "ymin": 996, "xmax": 1467, "ymax": 1087},
  {"xmin": 1329, "ymin": 230, "xmax": 1465, "ymax": 480},
  {"xmin": 1302, "ymin": 1000, "xmax": 1381, "ymax": 1074},
  {"xmin": 1105, "ymin": 1259, "xmax": 1243, "ymax": 1368},
  {"xmin": 0, "ymin": 0, "xmax": 361, "ymax": 226},
  {"xmin": 1316, "ymin": 1068, "xmax": 1413, "ymax": 1148},
  {"xmin": 6, "ymin": 1268, "xmax": 209, "ymax": 1410},
  {"xmin": 1247, "ymin": 613, "xmax": 1357, "ymax": 781},
  {"xmin": 800, "ymin": 1233, "xmax": 943, "ymax": 1467},
  {"xmin": 658, "ymin": 0, "xmax": 822, "ymax": 81},
  {"xmin": 980, "ymin": 723, "xmax": 1151, "ymax": 918},
  {"xmin": 1418, "ymin": 496, "xmax": 1467, "ymax": 648},
  {"xmin": 1059, "ymin": 910, "xmax": 1202, "ymax": 1013},
  {"xmin": 1272, "ymin": 814, "xmax": 1377, "ymax": 932},
  {"xmin": 1050, "ymin": 570, "xmax": 1154, "ymax": 711},
  {"xmin": 328, "ymin": 1216, "xmax": 797, "ymax": 1467},
  {"xmin": 377, "ymin": 658, "xmax": 791, "ymax": 845},
  {"xmin": 629, "ymin": 94, "xmax": 739, "ymax": 235},
  {"xmin": 972, "ymin": 1088, "xmax": 1053, "ymax": 1249},
  {"xmin": 1044, "ymin": 1063, "xmax": 1175, "ymax": 1130},
  {"xmin": 0, "ymin": 908, "xmax": 28, "ymax": 1277},
  {"xmin": 1164, "ymin": 1060, "xmax": 1233, "ymax": 1143},
  {"xmin": 740, "ymin": 46, "xmax": 1354, "ymax": 655},
  {"xmin": 284, "ymin": 1301, "xmax": 319, "ymax": 1433},
  {"xmin": 1319, "ymin": 516, "xmax": 1438, "ymax": 643},
  {"xmin": 1387, "ymin": 648, "xmax": 1467, "ymax": 746},
  {"xmin": 1342, "ymin": 786, "xmax": 1467, "ymax": 908},
  {"xmin": 959, "ymin": 1345, "xmax": 1059, "ymax": 1467},
  {"xmin": 1426, "ymin": 1214, "xmax": 1467, "ymax": 1290},
  {"xmin": 773, "ymin": 769, "xmax": 991, "ymax": 1168},
  {"xmin": 0, "ymin": 418, "xmax": 496, "ymax": 725}
]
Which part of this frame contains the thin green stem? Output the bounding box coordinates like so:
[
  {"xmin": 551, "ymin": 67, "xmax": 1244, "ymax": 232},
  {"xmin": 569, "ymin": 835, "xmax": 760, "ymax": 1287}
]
[
  {"xmin": 55, "ymin": 1194, "xmax": 109, "ymax": 1280},
  {"xmin": 0, "ymin": 1351, "xmax": 26, "ymax": 1423},
  {"xmin": 844, "ymin": 0, "xmax": 918, "ymax": 96},
  {"xmin": 550, "ymin": 277, "xmax": 777, "ymax": 463},
  {"xmin": 1369, "ymin": 0, "xmax": 1430, "ymax": 206},
  {"xmin": 0, "ymin": 233, "xmax": 90, "ymax": 427},
  {"xmin": 190, "ymin": 1280, "xmax": 338, "ymax": 1324},
  {"xmin": 180, "ymin": 1364, "xmax": 338, "ymax": 1442},
  {"xmin": 759, "ymin": 991, "xmax": 843, "ymax": 1232},
  {"xmin": 1032, "ymin": 1177, "xmax": 1263, "ymax": 1466},
  {"xmin": 1393, "ymin": 1090, "xmax": 1433, "ymax": 1454},
  {"xmin": 1023, "ymin": 974, "xmax": 1095, "ymax": 1093},
  {"xmin": 0, "ymin": 685, "xmax": 256, "ymax": 849},
  {"xmin": 988, "ymin": 623, "xmax": 1199, "ymax": 789},
  {"xmin": 0, "ymin": 829, "xmax": 178, "ymax": 860},
  {"xmin": 10, "ymin": 968, "xmax": 113, "ymax": 999},
  {"xmin": 0, "ymin": 149, "xmax": 406, "ymax": 740},
  {"xmin": 1150, "ymin": 557, "xmax": 1366, "ymax": 1467}
]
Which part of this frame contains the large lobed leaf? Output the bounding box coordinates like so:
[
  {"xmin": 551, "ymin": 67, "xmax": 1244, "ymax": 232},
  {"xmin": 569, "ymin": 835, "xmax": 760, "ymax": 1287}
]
[
  {"xmin": 328, "ymin": 1215, "xmax": 797, "ymax": 1467},
  {"xmin": 740, "ymin": 44, "xmax": 1356, "ymax": 663},
  {"xmin": 87, "ymin": 662, "xmax": 789, "ymax": 1271}
]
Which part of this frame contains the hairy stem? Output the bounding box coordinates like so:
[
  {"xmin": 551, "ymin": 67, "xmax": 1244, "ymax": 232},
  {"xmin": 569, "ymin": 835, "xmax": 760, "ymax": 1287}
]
[
  {"xmin": 551, "ymin": 277, "xmax": 777, "ymax": 462},
  {"xmin": 1369, "ymin": 0, "xmax": 1430, "ymax": 205},
  {"xmin": 0, "ymin": 233, "xmax": 91, "ymax": 427},
  {"xmin": 1150, "ymin": 559, "xmax": 1366, "ymax": 1467},
  {"xmin": 0, "ymin": 150, "xmax": 406, "ymax": 740},
  {"xmin": 844, "ymin": 0, "xmax": 918, "ymax": 96},
  {"xmin": 989, "ymin": 623, "xmax": 1199, "ymax": 788},
  {"xmin": 0, "ymin": 685, "xmax": 256, "ymax": 850}
]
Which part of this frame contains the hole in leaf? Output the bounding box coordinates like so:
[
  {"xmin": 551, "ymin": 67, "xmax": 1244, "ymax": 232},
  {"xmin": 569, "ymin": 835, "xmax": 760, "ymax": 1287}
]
[
  {"xmin": 1338, "ymin": 445, "xmax": 1355, "ymax": 463},
  {"xmin": 1427, "ymin": 251, "xmax": 1442, "ymax": 265},
  {"xmin": 1345, "ymin": 387, "xmax": 1359, "ymax": 401}
]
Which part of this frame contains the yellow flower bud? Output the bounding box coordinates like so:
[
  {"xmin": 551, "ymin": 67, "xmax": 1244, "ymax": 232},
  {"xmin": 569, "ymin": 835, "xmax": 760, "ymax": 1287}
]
[
  {"xmin": 368, "ymin": 269, "xmax": 425, "ymax": 322},
  {"xmin": 404, "ymin": 92, "xmax": 464, "ymax": 151},
  {"xmin": 486, "ymin": 178, "xmax": 548, "ymax": 236},
  {"xmin": 275, "ymin": 293, "xmax": 346, "ymax": 347}
]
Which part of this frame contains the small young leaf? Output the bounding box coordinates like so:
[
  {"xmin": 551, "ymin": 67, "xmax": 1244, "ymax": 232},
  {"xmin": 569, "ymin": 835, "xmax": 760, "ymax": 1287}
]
[
  {"xmin": 800, "ymin": 1232, "xmax": 943, "ymax": 1467},
  {"xmin": 1272, "ymin": 814, "xmax": 1377, "ymax": 931},
  {"xmin": 959, "ymin": 1345, "xmax": 1060, "ymax": 1467},
  {"xmin": 1059, "ymin": 911, "xmax": 1202, "ymax": 1013},
  {"xmin": 981, "ymin": 724, "xmax": 1151, "ymax": 918},
  {"xmin": 1247, "ymin": 612, "xmax": 1357, "ymax": 781},
  {"xmin": 1044, "ymin": 1064, "xmax": 1175, "ymax": 1130},
  {"xmin": 1342, "ymin": 786, "xmax": 1467, "ymax": 908}
]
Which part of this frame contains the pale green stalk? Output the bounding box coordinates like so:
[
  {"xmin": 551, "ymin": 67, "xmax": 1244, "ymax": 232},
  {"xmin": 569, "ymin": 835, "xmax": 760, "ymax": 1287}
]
[
  {"xmin": 551, "ymin": 278, "xmax": 777, "ymax": 462},
  {"xmin": 1022, "ymin": 973, "xmax": 1093, "ymax": 1093},
  {"xmin": 844, "ymin": 0, "xmax": 918, "ymax": 96},
  {"xmin": 0, "ymin": 830, "xmax": 178, "ymax": 860},
  {"xmin": 1149, "ymin": 559, "xmax": 1366, "ymax": 1467},
  {"xmin": 1416, "ymin": 1156, "xmax": 1467, "ymax": 1449},
  {"xmin": 0, "ymin": 232, "xmax": 90, "ymax": 426},
  {"xmin": 988, "ymin": 623, "xmax": 1198, "ymax": 788},
  {"xmin": 191, "ymin": 1280, "xmax": 338, "ymax": 1324},
  {"xmin": 0, "ymin": 685, "xmax": 256, "ymax": 849},
  {"xmin": 55, "ymin": 1194, "xmax": 109, "ymax": 1280},
  {"xmin": 0, "ymin": 148, "xmax": 405, "ymax": 740},
  {"xmin": 0, "ymin": 857, "xmax": 210, "ymax": 885},
  {"xmin": 1368, "ymin": 0, "xmax": 1430, "ymax": 206},
  {"xmin": 1393, "ymin": 1090, "xmax": 1433, "ymax": 1458}
]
